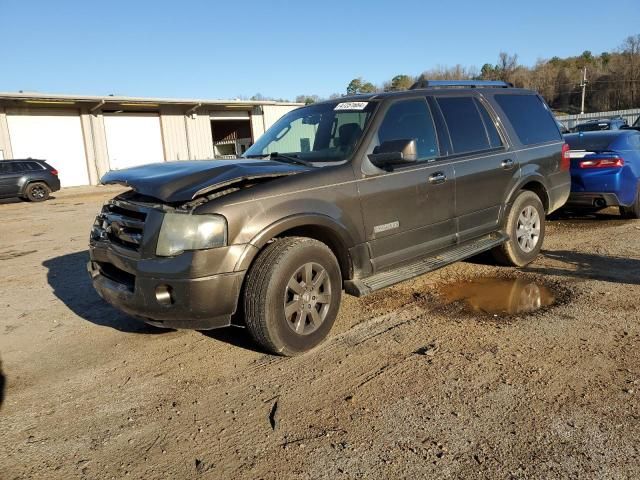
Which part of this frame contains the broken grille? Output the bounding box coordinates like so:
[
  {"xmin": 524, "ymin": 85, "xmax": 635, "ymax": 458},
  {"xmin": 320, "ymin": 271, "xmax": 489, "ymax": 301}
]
[{"xmin": 93, "ymin": 202, "xmax": 146, "ymax": 251}]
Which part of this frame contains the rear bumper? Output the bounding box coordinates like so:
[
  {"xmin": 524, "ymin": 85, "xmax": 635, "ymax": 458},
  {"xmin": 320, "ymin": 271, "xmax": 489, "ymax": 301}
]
[
  {"xmin": 566, "ymin": 192, "xmax": 622, "ymax": 208},
  {"xmin": 49, "ymin": 176, "xmax": 61, "ymax": 192}
]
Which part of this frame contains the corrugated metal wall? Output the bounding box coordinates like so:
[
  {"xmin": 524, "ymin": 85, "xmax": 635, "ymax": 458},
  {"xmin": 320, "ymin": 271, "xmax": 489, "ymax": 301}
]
[
  {"xmin": 262, "ymin": 105, "xmax": 300, "ymax": 132},
  {"xmin": 160, "ymin": 107, "xmax": 190, "ymax": 161},
  {"xmin": 0, "ymin": 100, "xmax": 301, "ymax": 185},
  {"xmin": 0, "ymin": 107, "xmax": 13, "ymax": 159},
  {"xmin": 186, "ymin": 113, "xmax": 215, "ymax": 159}
]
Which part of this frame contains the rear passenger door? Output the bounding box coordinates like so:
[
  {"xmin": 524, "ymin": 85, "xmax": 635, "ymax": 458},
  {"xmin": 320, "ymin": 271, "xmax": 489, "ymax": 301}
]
[
  {"xmin": 0, "ymin": 162, "xmax": 22, "ymax": 197},
  {"xmin": 435, "ymin": 95, "xmax": 518, "ymax": 242}
]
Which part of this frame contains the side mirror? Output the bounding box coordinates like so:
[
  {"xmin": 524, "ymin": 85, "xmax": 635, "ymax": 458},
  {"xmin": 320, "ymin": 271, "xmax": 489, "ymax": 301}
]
[{"xmin": 368, "ymin": 139, "xmax": 418, "ymax": 168}]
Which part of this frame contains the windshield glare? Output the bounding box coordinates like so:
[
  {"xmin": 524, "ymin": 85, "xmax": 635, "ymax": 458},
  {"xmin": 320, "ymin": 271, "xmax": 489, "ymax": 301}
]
[{"xmin": 244, "ymin": 101, "xmax": 376, "ymax": 163}]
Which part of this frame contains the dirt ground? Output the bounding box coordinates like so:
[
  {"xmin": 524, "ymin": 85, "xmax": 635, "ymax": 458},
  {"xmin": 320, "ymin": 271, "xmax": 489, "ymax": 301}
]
[{"xmin": 1, "ymin": 186, "xmax": 639, "ymax": 479}]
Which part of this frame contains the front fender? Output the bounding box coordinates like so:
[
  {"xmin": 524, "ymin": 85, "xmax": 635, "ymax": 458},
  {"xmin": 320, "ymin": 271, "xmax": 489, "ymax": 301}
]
[{"xmin": 234, "ymin": 213, "xmax": 356, "ymax": 273}]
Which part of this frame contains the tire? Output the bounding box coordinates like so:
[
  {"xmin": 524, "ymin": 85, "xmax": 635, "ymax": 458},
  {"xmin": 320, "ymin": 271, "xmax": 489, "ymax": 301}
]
[
  {"xmin": 620, "ymin": 186, "xmax": 640, "ymax": 219},
  {"xmin": 492, "ymin": 190, "xmax": 546, "ymax": 267},
  {"xmin": 25, "ymin": 182, "xmax": 51, "ymax": 202},
  {"xmin": 243, "ymin": 237, "xmax": 342, "ymax": 356}
]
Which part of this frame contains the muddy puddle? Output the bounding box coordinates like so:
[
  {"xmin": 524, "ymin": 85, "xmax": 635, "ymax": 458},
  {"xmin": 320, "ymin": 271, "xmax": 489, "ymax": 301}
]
[{"xmin": 438, "ymin": 277, "xmax": 556, "ymax": 315}]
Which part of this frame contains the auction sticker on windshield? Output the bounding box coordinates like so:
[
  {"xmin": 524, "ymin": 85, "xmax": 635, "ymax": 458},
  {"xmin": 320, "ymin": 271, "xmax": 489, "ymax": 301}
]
[{"xmin": 334, "ymin": 102, "xmax": 369, "ymax": 111}]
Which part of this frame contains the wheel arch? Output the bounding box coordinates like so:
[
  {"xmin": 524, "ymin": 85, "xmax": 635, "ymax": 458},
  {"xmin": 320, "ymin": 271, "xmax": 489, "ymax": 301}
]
[
  {"xmin": 506, "ymin": 177, "xmax": 550, "ymax": 214},
  {"xmin": 19, "ymin": 178, "xmax": 51, "ymax": 196},
  {"xmin": 238, "ymin": 214, "xmax": 355, "ymax": 280}
]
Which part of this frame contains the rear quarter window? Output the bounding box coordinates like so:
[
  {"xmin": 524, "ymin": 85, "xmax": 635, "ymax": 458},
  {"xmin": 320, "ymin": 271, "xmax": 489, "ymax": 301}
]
[
  {"xmin": 494, "ymin": 94, "xmax": 562, "ymax": 146},
  {"xmin": 25, "ymin": 162, "xmax": 44, "ymax": 171}
]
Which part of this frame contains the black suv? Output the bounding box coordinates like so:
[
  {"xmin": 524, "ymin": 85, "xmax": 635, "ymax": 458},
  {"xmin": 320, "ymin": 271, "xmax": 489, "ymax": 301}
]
[
  {"xmin": 89, "ymin": 80, "xmax": 570, "ymax": 355},
  {"xmin": 0, "ymin": 159, "xmax": 61, "ymax": 201},
  {"xmin": 571, "ymin": 117, "xmax": 628, "ymax": 132}
]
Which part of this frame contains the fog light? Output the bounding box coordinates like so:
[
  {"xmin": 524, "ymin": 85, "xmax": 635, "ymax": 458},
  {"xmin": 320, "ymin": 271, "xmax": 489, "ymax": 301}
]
[{"xmin": 155, "ymin": 285, "xmax": 173, "ymax": 306}]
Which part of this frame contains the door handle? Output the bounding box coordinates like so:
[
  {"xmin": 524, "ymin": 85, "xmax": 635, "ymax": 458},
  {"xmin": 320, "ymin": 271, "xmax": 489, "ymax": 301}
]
[
  {"xmin": 501, "ymin": 159, "xmax": 515, "ymax": 170},
  {"xmin": 428, "ymin": 172, "xmax": 447, "ymax": 185}
]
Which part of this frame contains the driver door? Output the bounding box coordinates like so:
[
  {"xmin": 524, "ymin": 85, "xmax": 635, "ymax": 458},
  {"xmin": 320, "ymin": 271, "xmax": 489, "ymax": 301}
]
[{"xmin": 357, "ymin": 97, "xmax": 456, "ymax": 272}]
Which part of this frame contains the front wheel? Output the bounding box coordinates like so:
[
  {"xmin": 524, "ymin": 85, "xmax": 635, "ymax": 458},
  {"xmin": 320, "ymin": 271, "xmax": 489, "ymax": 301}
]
[
  {"xmin": 243, "ymin": 237, "xmax": 342, "ymax": 356},
  {"xmin": 493, "ymin": 190, "xmax": 546, "ymax": 267}
]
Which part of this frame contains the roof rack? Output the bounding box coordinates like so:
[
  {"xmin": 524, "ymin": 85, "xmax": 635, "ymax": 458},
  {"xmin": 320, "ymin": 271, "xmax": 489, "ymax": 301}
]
[{"xmin": 409, "ymin": 80, "xmax": 513, "ymax": 90}]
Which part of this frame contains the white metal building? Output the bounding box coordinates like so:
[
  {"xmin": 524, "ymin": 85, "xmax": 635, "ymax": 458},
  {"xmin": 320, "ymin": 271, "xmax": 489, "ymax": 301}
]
[{"xmin": 0, "ymin": 92, "xmax": 302, "ymax": 187}]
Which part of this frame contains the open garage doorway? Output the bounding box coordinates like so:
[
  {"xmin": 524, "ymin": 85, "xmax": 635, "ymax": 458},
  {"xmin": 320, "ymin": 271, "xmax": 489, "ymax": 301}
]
[{"xmin": 210, "ymin": 112, "xmax": 253, "ymax": 159}]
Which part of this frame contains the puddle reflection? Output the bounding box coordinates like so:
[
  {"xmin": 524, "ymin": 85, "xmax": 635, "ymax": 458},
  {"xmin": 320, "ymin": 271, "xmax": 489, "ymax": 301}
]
[{"xmin": 439, "ymin": 277, "xmax": 555, "ymax": 315}]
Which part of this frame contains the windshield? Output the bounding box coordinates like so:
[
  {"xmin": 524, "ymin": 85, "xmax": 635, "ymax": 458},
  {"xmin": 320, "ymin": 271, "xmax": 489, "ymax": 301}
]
[{"xmin": 245, "ymin": 101, "xmax": 377, "ymax": 163}]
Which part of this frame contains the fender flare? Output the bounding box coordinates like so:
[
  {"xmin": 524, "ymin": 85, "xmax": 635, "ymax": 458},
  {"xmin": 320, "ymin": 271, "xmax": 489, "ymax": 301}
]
[
  {"xmin": 18, "ymin": 177, "xmax": 50, "ymax": 196},
  {"xmin": 235, "ymin": 213, "xmax": 356, "ymax": 276},
  {"xmin": 503, "ymin": 175, "xmax": 551, "ymax": 218}
]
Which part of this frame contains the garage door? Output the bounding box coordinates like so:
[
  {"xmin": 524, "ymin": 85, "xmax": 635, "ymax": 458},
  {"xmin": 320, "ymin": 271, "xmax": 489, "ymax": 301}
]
[
  {"xmin": 7, "ymin": 110, "xmax": 89, "ymax": 187},
  {"xmin": 104, "ymin": 113, "xmax": 165, "ymax": 170}
]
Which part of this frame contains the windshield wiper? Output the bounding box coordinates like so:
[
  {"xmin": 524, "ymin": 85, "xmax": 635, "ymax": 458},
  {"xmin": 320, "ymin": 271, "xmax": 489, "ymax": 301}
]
[{"xmin": 246, "ymin": 152, "xmax": 313, "ymax": 167}]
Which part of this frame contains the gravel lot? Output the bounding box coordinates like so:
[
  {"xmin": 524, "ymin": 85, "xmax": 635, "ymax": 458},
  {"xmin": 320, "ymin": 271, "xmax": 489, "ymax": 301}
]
[{"xmin": 1, "ymin": 186, "xmax": 639, "ymax": 479}]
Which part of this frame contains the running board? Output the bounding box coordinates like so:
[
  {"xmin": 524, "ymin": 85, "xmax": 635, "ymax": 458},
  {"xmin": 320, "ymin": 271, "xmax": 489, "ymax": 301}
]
[{"xmin": 344, "ymin": 233, "xmax": 508, "ymax": 297}]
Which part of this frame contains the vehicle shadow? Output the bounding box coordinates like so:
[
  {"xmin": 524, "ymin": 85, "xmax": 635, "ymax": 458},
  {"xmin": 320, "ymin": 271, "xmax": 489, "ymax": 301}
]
[
  {"xmin": 0, "ymin": 197, "xmax": 23, "ymax": 205},
  {"xmin": 199, "ymin": 326, "xmax": 266, "ymax": 354},
  {"xmin": 524, "ymin": 250, "xmax": 640, "ymax": 285},
  {"xmin": 0, "ymin": 358, "xmax": 5, "ymax": 410},
  {"xmin": 547, "ymin": 207, "xmax": 622, "ymax": 221},
  {"xmin": 43, "ymin": 251, "xmax": 168, "ymax": 334}
]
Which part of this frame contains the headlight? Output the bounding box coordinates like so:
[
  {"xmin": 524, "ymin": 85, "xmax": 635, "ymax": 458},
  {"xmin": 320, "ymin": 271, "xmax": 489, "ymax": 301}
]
[{"xmin": 156, "ymin": 213, "xmax": 227, "ymax": 257}]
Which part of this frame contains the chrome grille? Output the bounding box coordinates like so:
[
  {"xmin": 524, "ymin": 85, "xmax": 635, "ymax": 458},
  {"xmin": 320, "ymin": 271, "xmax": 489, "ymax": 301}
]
[{"xmin": 92, "ymin": 202, "xmax": 146, "ymax": 251}]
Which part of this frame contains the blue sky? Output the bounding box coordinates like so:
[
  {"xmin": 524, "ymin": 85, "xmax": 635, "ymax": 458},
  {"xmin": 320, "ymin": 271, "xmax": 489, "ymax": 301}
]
[{"xmin": 1, "ymin": 0, "xmax": 639, "ymax": 100}]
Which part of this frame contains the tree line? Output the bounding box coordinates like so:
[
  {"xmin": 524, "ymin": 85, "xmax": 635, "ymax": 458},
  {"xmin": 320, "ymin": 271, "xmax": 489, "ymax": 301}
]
[{"xmin": 292, "ymin": 34, "xmax": 640, "ymax": 114}]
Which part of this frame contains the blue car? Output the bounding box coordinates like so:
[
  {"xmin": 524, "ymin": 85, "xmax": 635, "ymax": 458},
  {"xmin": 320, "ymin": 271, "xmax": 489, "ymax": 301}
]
[
  {"xmin": 564, "ymin": 130, "xmax": 640, "ymax": 218},
  {"xmin": 570, "ymin": 117, "xmax": 628, "ymax": 133}
]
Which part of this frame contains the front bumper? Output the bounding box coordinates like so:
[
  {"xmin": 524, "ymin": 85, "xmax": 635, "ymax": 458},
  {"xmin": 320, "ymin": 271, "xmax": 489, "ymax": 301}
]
[
  {"xmin": 566, "ymin": 192, "xmax": 622, "ymax": 208},
  {"xmin": 88, "ymin": 258, "xmax": 244, "ymax": 329},
  {"xmin": 88, "ymin": 198, "xmax": 255, "ymax": 329}
]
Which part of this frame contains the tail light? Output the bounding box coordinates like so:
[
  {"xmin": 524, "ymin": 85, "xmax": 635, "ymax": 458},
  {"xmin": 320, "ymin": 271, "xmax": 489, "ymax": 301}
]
[
  {"xmin": 50, "ymin": 169, "xmax": 59, "ymax": 176},
  {"xmin": 561, "ymin": 143, "xmax": 570, "ymax": 171},
  {"xmin": 579, "ymin": 155, "xmax": 624, "ymax": 169}
]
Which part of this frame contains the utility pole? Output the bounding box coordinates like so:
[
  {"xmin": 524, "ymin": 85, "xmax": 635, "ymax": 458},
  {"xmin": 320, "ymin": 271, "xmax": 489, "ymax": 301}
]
[{"xmin": 580, "ymin": 67, "xmax": 588, "ymax": 115}]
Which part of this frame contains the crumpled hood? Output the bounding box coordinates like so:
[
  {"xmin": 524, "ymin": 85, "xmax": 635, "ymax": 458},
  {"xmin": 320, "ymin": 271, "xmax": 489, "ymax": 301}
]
[{"xmin": 101, "ymin": 159, "xmax": 310, "ymax": 203}]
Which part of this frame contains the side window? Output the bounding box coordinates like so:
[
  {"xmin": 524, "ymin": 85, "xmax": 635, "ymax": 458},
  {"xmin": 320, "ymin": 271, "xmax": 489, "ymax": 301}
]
[
  {"xmin": 474, "ymin": 99, "xmax": 503, "ymax": 148},
  {"xmin": 27, "ymin": 162, "xmax": 43, "ymax": 171},
  {"xmin": 437, "ymin": 96, "xmax": 491, "ymax": 154},
  {"xmin": 494, "ymin": 94, "xmax": 562, "ymax": 145},
  {"xmin": 375, "ymin": 99, "xmax": 439, "ymax": 161},
  {"xmin": 0, "ymin": 162, "xmax": 8, "ymax": 174},
  {"xmin": 13, "ymin": 162, "xmax": 26, "ymax": 172}
]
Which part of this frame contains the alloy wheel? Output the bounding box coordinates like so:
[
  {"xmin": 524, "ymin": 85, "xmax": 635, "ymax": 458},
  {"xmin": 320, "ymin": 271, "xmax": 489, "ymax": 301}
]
[
  {"xmin": 283, "ymin": 262, "xmax": 331, "ymax": 335},
  {"xmin": 516, "ymin": 206, "xmax": 541, "ymax": 253}
]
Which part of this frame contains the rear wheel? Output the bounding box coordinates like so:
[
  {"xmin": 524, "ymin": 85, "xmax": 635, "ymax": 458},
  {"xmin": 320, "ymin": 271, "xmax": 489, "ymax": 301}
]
[
  {"xmin": 25, "ymin": 182, "xmax": 51, "ymax": 202},
  {"xmin": 493, "ymin": 190, "xmax": 546, "ymax": 267},
  {"xmin": 243, "ymin": 237, "xmax": 342, "ymax": 356},
  {"xmin": 620, "ymin": 186, "xmax": 640, "ymax": 219}
]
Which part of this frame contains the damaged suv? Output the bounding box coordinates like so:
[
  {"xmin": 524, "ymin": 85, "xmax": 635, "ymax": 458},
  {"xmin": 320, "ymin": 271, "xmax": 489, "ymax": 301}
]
[{"xmin": 89, "ymin": 81, "xmax": 570, "ymax": 355}]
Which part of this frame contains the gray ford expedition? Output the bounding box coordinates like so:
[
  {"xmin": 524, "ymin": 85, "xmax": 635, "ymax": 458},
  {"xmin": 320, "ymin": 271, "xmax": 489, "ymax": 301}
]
[{"xmin": 89, "ymin": 80, "xmax": 570, "ymax": 355}]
